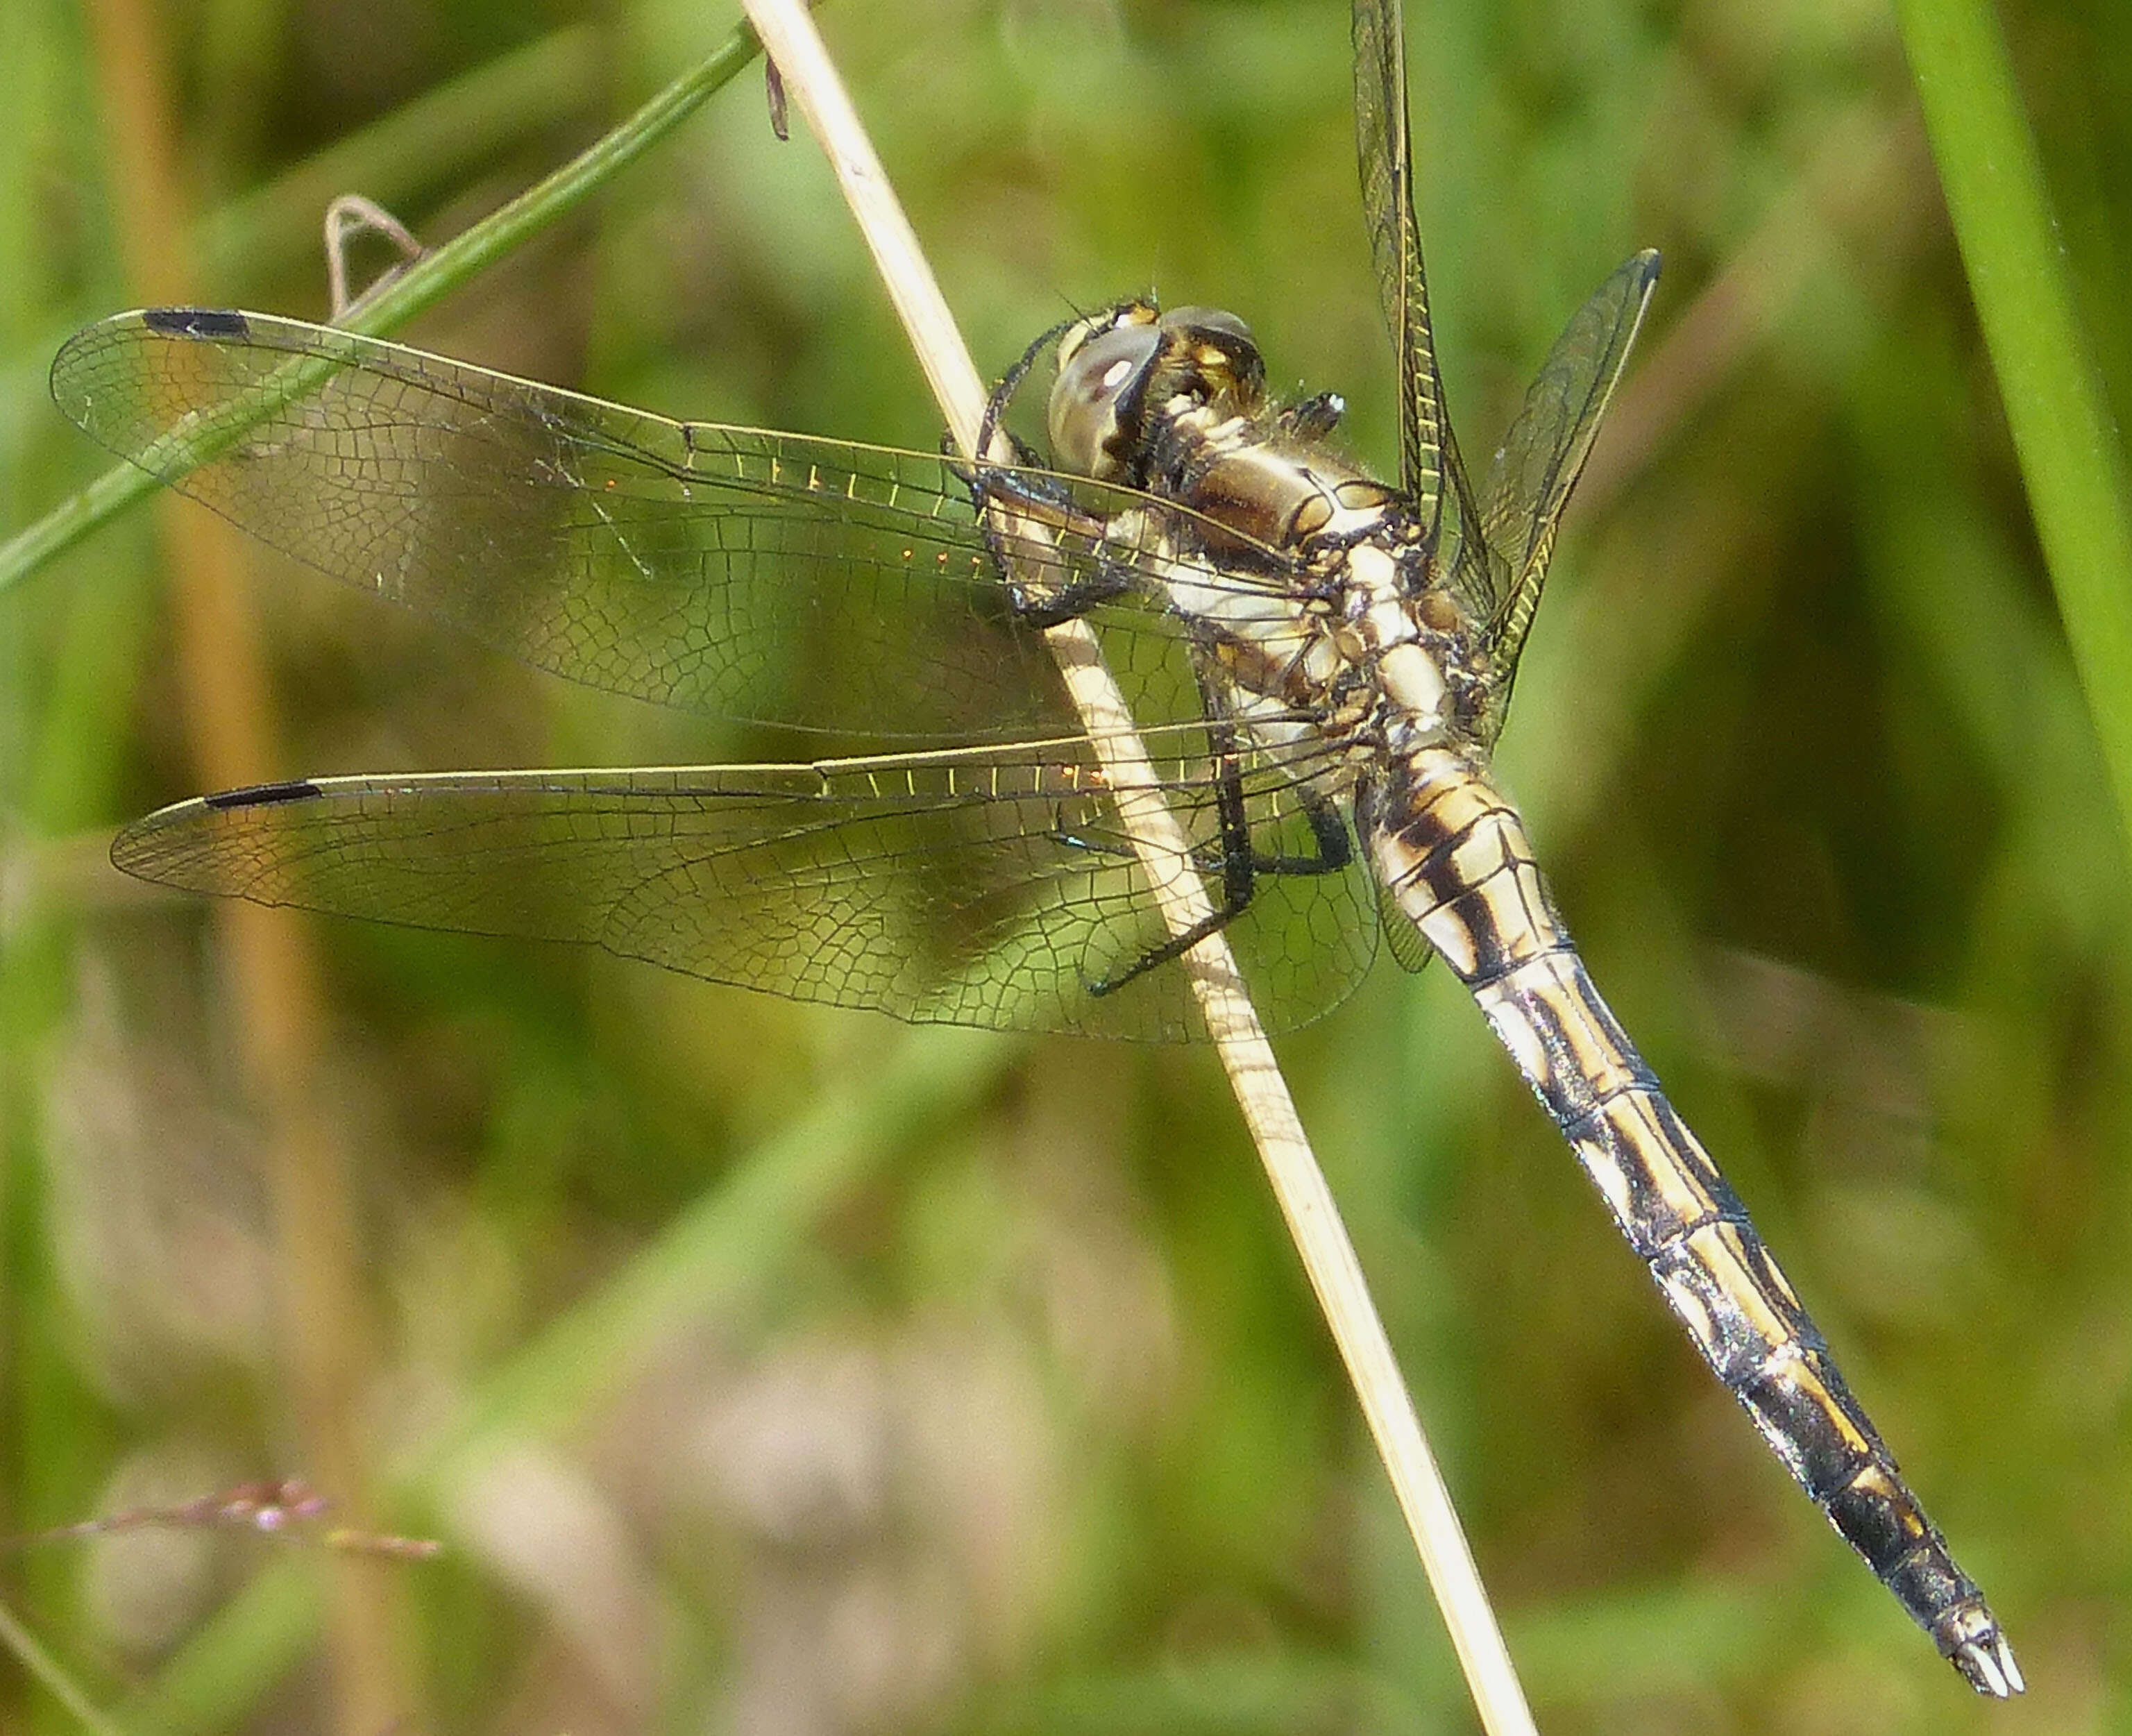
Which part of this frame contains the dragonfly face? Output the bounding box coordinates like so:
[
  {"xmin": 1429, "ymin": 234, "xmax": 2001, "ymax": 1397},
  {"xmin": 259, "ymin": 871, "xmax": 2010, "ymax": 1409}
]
[
  {"xmin": 49, "ymin": 0, "xmax": 2017, "ymax": 1699},
  {"xmin": 1046, "ymin": 302, "xmax": 1264, "ymax": 483}
]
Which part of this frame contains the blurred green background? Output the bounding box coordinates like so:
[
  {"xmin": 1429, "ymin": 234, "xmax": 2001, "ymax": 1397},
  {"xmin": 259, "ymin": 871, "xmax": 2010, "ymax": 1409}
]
[{"xmin": 1, "ymin": 0, "xmax": 2127, "ymax": 1730}]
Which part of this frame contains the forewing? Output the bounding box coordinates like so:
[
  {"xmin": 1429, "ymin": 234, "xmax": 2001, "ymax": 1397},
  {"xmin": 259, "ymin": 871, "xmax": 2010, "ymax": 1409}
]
[
  {"xmin": 1350, "ymin": 0, "xmax": 1492, "ymax": 620},
  {"xmin": 51, "ymin": 309, "xmax": 1280, "ymax": 743},
  {"xmin": 112, "ymin": 734, "xmax": 1378, "ymax": 1041},
  {"xmin": 1479, "ymin": 249, "xmax": 1659, "ymax": 717}
]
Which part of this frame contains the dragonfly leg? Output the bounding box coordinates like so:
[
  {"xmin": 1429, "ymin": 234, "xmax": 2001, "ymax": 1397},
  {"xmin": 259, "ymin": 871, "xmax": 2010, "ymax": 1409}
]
[
  {"xmin": 1278, "ymin": 391, "xmax": 1346, "ymax": 441},
  {"xmin": 945, "ymin": 430, "xmax": 1076, "ymax": 508},
  {"xmin": 1005, "ymin": 559, "xmax": 1138, "ymax": 629},
  {"xmin": 1051, "ymin": 782, "xmax": 1351, "ymax": 878},
  {"xmin": 958, "ymin": 457, "xmax": 1144, "ymax": 626},
  {"xmin": 1084, "ymin": 734, "xmax": 1349, "ymax": 999},
  {"xmin": 976, "ymin": 306, "xmax": 1092, "ymax": 470},
  {"xmin": 1085, "ymin": 897, "xmax": 1240, "ymax": 997},
  {"xmin": 1242, "ymin": 784, "xmax": 1353, "ymax": 877},
  {"xmin": 963, "ymin": 301, "xmax": 1183, "ymax": 624}
]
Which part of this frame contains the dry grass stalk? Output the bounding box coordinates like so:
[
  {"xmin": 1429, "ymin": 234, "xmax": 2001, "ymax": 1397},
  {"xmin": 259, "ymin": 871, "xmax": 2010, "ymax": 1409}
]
[{"xmin": 734, "ymin": 3, "xmax": 1540, "ymax": 1730}]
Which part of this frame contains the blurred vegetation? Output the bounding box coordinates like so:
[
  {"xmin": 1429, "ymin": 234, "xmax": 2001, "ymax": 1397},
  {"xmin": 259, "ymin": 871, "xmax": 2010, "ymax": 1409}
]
[{"xmin": 1, "ymin": 0, "xmax": 2126, "ymax": 1731}]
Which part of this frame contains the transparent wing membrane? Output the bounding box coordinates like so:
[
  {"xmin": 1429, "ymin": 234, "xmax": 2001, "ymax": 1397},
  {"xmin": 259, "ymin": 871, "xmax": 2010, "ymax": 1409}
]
[
  {"xmin": 112, "ymin": 730, "xmax": 1377, "ymax": 1041},
  {"xmin": 1349, "ymin": 0, "xmax": 1495, "ymax": 630},
  {"xmin": 51, "ymin": 309, "xmax": 1298, "ymax": 744},
  {"xmin": 1350, "ymin": 0, "xmax": 1445, "ymax": 522},
  {"xmin": 1480, "ymin": 249, "xmax": 1660, "ymax": 695}
]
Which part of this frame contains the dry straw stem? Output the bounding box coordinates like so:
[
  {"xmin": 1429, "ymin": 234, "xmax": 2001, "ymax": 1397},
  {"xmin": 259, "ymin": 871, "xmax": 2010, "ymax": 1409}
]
[
  {"xmin": 78, "ymin": 0, "xmax": 407, "ymax": 1729},
  {"xmin": 736, "ymin": 3, "xmax": 1538, "ymax": 1731}
]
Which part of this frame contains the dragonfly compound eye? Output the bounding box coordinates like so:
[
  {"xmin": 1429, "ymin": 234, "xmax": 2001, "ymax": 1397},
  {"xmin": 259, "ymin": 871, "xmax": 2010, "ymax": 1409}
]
[{"xmin": 1048, "ymin": 316, "xmax": 1162, "ymax": 480}]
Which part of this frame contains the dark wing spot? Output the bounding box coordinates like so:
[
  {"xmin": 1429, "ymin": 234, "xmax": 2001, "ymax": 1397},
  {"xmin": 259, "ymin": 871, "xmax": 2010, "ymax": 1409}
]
[
  {"xmin": 142, "ymin": 307, "xmax": 252, "ymax": 339},
  {"xmin": 205, "ymin": 779, "xmax": 323, "ymax": 809}
]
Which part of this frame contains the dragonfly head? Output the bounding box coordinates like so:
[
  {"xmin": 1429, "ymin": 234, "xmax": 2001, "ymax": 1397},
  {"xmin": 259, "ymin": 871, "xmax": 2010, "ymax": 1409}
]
[{"xmin": 1049, "ymin": 301, "xmax": 1265, "ymax": 482}]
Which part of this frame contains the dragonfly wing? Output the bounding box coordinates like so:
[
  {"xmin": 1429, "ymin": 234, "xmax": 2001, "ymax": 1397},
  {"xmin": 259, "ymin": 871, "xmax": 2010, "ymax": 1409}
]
[
  {"xmin": 1478, "ymin": 249, "xmax": 1659, "ymax": 715},
  {"xmin": 1349, "ymin": 0, "xmax": 1493, "ymax": 621},
  {"xmin": 112, "ymin": 736, "xmax": 1378, "ymax": 1041},
  {"xmin": 51, "ymin": 309, "xmax": 1263, "ymax": 743},
  {"xmin": 1375, "ymin": 876, "xmax": 1437, "ymax": 972}
]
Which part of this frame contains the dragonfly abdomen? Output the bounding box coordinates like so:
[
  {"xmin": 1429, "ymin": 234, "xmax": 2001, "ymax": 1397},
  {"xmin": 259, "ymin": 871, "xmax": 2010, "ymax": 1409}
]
[{"xmin": 1367, "ymin": 745, "xmax": 2018, "ymax": 1695}]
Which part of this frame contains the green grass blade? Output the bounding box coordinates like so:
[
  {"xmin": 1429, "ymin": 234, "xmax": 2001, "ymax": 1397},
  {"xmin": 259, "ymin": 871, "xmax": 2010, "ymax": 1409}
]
[
  {"xmin": 0, "ymin": 15, "xmax": 764, "ymax": 599},
  {"xmin": 1895, "ymin": 0, "xmax": 2132, "ymax": 857},
  {"xmin": 196, "ymin": 24, "xmax": 605, "ymax": 285},
  {"xmin": 0, "ymin": 1599, "xmax": 131, "ymax": 1736}
]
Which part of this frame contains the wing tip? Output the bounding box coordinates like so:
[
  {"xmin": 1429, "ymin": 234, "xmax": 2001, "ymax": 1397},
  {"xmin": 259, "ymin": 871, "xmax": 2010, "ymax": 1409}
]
[
  {"xmin": 112, "ymin": 781, "xmax": 324, "ymax": 889},
  {"xmin": 1613, "ymin": 248, "xmax": 1662, "ymax": 303}
]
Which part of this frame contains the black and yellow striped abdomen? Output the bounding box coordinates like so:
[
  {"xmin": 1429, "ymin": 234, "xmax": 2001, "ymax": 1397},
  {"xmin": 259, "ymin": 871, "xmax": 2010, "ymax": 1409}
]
[{"xmin": 1367, "ymin": 745, "xmax": 2017, "ymax": 1694}]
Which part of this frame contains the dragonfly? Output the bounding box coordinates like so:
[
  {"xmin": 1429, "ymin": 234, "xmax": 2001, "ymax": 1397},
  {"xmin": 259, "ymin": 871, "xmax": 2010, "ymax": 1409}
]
[{"xmin": 51, "ymin": 0, "xmax": 2016, "ymax": 1696}]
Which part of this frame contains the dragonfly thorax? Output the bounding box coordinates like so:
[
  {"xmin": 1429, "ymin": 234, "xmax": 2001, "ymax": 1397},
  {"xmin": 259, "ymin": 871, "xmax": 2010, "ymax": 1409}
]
[{"xmin": 1049, "ymin": 297, "xmax": 1492, "ymax": 752}]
